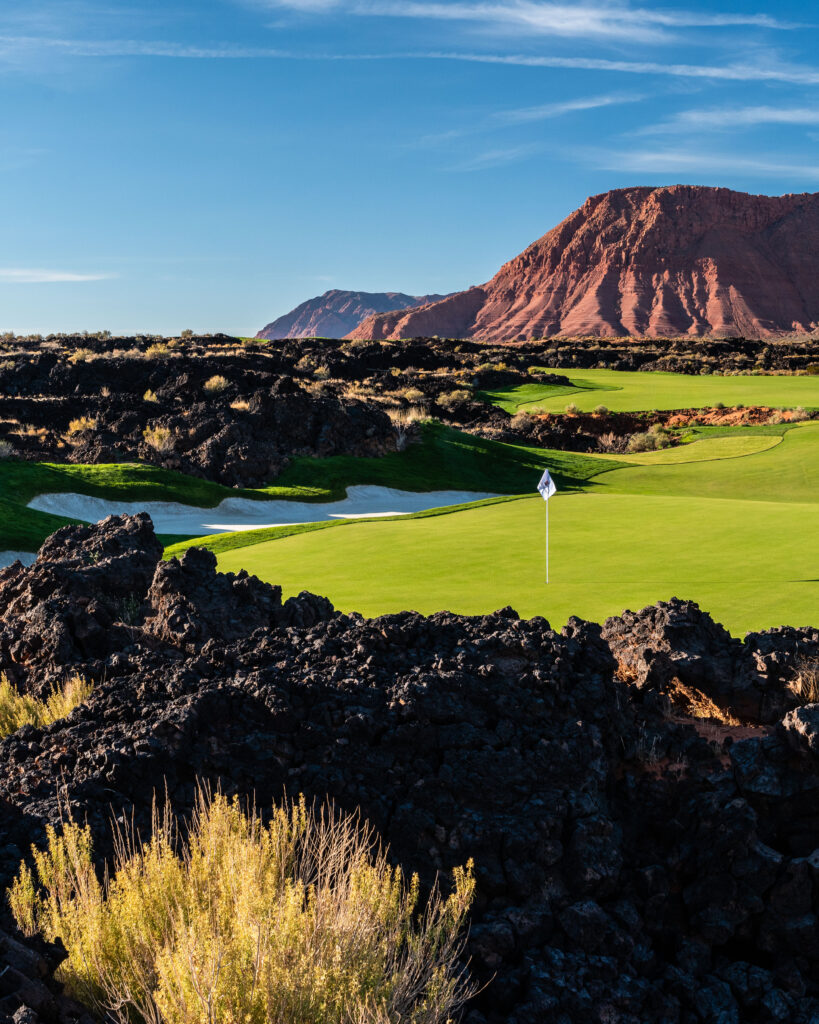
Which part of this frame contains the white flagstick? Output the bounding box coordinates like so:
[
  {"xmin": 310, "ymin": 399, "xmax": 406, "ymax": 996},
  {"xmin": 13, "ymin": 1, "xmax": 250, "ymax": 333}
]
[{"xmin": 536, "ymin": 468, "xmax": 556, "ymax": 585}]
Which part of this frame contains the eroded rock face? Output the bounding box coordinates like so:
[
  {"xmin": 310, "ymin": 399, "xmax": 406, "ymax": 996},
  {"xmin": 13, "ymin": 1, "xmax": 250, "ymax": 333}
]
[
  {"xmin": 349, "ymin": 185, "xmax": 819, "ymax": 341},
  {"xmin": 2, "ymin": 517, "xmax": 819, "ymax": 1022}
]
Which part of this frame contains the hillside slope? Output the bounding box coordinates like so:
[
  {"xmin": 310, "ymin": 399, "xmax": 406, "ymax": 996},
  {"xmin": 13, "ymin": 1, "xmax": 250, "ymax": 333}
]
[
  {"xmin": 348, "ymin": 186, "xmax": 819, "ymax": 341},
  {"xmin": 257, "ymin": 289, "xmax": 450, "ymax": 339}
]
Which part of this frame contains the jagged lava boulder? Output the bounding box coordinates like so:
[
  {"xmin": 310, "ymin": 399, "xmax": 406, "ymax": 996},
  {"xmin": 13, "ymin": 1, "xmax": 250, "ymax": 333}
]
[
  {"xmin": 349, "ymin": 186, "xmax": 819, "ymax": 341},
  {"xmin": 3, "ymin": 519, "xmax": 819, "ymax": 1021}
]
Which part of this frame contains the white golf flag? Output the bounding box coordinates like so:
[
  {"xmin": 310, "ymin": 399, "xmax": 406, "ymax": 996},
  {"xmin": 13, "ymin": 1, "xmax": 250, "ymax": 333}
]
[{"xmin": 537, "ymin": 469, "xmax": 557, "ymax": 501}]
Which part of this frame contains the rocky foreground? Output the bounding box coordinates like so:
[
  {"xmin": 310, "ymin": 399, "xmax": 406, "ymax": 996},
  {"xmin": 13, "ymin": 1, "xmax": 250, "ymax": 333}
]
[{"xmin": 1, "ymin": 516, "xmax": 819, "ymax": 1022}]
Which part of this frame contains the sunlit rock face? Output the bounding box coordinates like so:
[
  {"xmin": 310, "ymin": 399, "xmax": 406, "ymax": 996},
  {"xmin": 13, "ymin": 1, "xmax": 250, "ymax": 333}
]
[{"xmin": 349, "ymin": 185, "xmax": 819, "ymax": 341}]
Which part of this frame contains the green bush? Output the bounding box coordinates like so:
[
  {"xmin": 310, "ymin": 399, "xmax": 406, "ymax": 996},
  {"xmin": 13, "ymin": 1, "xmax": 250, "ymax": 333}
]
[
  {"xmin": 627, "ymin": 432, "xmax": 659, "ymax": 453},
  {"xmin": 10, "ymin": 792, "xmax": 475, "ymax": 1024}
]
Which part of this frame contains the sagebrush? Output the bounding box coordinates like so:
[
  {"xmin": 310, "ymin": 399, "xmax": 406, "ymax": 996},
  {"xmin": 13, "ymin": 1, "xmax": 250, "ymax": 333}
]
[
  {"xmin": 9, "ymin": 790, "xmax": 475, "ymax": 1024},
  {"xmin": 0, "ymin": 673, "xmax": 92, "ymax": 737}
]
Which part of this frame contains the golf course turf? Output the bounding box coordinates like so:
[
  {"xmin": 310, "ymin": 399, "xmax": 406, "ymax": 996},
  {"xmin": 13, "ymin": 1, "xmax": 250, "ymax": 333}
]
[
  {"xmin": 209, "ymin": 423, "xmax": 819, "ymax": 636},
  {"xmin": 2, "ymin": 367, "xmax": 817, "ymax": 635},
  {"xmin": 482, "ymin": 367, "xmax": 819, "ymax": 414}
]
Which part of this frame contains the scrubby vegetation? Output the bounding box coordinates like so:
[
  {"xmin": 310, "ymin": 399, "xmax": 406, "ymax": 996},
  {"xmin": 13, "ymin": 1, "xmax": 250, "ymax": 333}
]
[
  {"xmin": 10, "ymin": 790, "xmax": 475, "ymax": 1024},
  {"xmin": 0, "ymin": 673, "xmax": 91, "ymax": 736}
]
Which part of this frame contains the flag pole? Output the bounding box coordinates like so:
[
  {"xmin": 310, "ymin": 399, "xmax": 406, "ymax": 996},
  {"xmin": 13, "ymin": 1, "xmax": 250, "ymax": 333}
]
[{"xmin": 546, "ymin": 496, "xmax": 549, "ymax": 584}]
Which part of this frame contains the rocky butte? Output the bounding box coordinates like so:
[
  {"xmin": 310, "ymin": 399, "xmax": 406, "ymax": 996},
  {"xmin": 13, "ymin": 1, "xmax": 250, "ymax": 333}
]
[
  {"xmin": 256, "ymin": 289, "xmax": 451, "ymax": 340},
  {"xmin": 348, "ymin": 185, "xmax": 819, "ymax": 341}
]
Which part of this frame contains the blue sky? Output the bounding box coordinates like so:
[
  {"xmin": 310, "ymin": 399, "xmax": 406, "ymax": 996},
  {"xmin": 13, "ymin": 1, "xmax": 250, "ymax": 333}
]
[{"xmin": 1, "ymin": 0, "xmax": 818, "ymax": 335}]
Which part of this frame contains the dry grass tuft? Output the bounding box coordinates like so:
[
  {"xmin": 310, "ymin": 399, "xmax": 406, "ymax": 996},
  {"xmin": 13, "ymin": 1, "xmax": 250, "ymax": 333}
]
[
  {"xmin": 203, "ymin": 374, "xmax": 229, "ymax": 394},
  {"xmin": 0, "ymin": 673, "xmax": 92, "ymax": 738},
  {"xmin": 790, "ymin": 658, "xmax": 819, "ymax": 704},
  {"xmin": 9, "ymin": 790, "xmax": 475, "ymax": 1024},
  {"xmin": 142, "ymin": 425, "xmax": 174, "ymax": 453},
  {"xmin": 143, "ymin": 389, "xmax": 158, "ymax": 404},
  {"xmin": 230, "ymin": 398, "xmax": 250, "ymax": 412},
  {"xmin": 67, "ymin": 416, "xmax": 97, "ymax": 434}
]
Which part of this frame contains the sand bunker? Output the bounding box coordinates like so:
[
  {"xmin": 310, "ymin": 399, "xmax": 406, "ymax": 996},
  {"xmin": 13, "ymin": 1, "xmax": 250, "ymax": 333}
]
[{"xmin": 27, "ymin": 486, "xmax": 502, "ymax": 538}]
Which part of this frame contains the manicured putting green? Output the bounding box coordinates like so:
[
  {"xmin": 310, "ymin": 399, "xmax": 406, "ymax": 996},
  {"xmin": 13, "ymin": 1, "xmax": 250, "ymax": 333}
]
[
  {"xmin": 214, "ymin": 423, "xmax": 819, "ymax": 635},
  {"xmin": 216, "ymin": 491, "xmax": 817, "ymax": 636},
  {"xmin": 486, "ymin": 368, "xmax": 819, "ymax": 414}
]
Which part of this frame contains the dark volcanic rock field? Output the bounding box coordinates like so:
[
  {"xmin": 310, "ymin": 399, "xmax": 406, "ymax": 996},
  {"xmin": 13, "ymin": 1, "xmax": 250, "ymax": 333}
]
[
  {"xmin": 2, "ymin": 515, "xmax": 819, "ymax": 1023},
  {"xmin": 1, "ymin": 333, "xmax": 818, "ymax": 487}
]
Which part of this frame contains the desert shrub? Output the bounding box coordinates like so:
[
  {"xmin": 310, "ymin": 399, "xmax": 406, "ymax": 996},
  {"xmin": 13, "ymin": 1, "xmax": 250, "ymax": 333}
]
[
  {"xmin": 437, "ymin": 389, "xmax": 472, "ymax": 411},
  {"xmin": 649, "ymin": 423, "xmax": 669, "ymax": 437},
  {"xmin": 389, "ymin": 407, "xmax": 428, "ymax": 451},
  {"xmin": 593, "ymin": 405, "xmax": 609, "ymax": 416},
  {"xmin": 203, "ymin": 374, "xmax": 228, "ymax": 394},
  {"xmin": 806, "ymin": 364, "xmax": 819, "ymax": 376},
  {"xmin": 627, "ymin": 431, "xmax": 659, "ymax": 453},
  {"xmin": 142, "ymin": 425, "xmax": 174, "ymax": 453},
  {"xmin": 143, "ymin": 389, "xmax": 158, "ymax": 403},
  {"xmin": 9, "ymin": 791, "xmax": 475, "ymax": 1024},
  {"xmin": 144, "ymin": 343, "xmax": 169, "ymax": 359},
  {"xmin": 0, "ymin": 673, "xmax": 91, "ymax": 738},
  {"xmin": 230, "ymin": 398, "xmax": 250, "ymax": 412},
  {"xmin": 791, "ymin": 407, "xmax": 809, "ymax": 422},
  {"xmin": 402, "ymin": 387, "xmax": 426, "ymax": 405},
  {"xmin": 67, "ymin": 416, "xmax": 97, "ymax": 434},
  {"xmin": 68, "ymin": 348, "xmax": 95, "ymax": 364},
  {"xmin": 180, "ymin": 329, "xmax": 194, "ymax": 339},
  {"xmin": 790, "ymin": 658, "xmax": 819, "ymax": 704},
  {"xmin": 564, "ymin": 402, "xmax": 579, "ymax": 415},
  {"xmin": 714, "ymin": 402, "xmax": 725, "ymax": 410},
  {"xmin": 0, "ymin": 439, "xmax": 14, "ymax": 459}
]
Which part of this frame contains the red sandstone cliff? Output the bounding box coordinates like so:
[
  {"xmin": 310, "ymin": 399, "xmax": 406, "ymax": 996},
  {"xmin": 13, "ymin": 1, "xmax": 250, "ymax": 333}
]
[{"xmin": 347, "ymin": 186, "xmax": 819, "ymax": 341}]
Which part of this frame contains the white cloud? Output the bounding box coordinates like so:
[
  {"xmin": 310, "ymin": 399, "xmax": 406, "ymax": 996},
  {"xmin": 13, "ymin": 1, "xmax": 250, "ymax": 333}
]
[
  {"xmin": 425, "ymin": 51, "xmax": 819, "ymax": 86},
  {"xmin": 0, "ymin": 269, "xmax": 112, "ymax": 283},
  {"xmin": 639, "ymin": 105, "xmax": 819, "ymax": 134},
  {"xmin": 262, "ymin": 1, "xmax": 798, "ymax": 43},
  {"xmin": 449, "ymin": 141, "xmax": 543, "ymax": 170},
  {"xmin": 582, "ymin": 146, "xmax": 819, "ymax": 180},
  {"xmin": 492, "ymin": 92, "xmax": 640, "ymax": 125}
]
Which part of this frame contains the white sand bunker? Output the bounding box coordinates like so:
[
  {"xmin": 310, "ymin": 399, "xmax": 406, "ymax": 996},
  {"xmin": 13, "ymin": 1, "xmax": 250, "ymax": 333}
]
[
  {"xmin": 0, "ymin": 551, "xmax": 38, "ymax": 569},
  {"xmin": 27, "ymin": 486, "xmax": 502, "ymax": 537}
]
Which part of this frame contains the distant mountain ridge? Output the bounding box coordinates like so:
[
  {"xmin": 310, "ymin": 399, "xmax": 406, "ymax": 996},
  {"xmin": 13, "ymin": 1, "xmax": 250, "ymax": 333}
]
[
  {"xmin": 256, "ymin": 290, "xmax": 451, "ymax": 340},
  {"xmin": 348, "ymin": 186, "xmax": 819, "ymax": 342}
]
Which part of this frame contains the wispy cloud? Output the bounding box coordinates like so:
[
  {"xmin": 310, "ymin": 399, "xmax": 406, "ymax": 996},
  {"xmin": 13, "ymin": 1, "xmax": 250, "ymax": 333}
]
[
  {"xmin": 425, "ymin": 51, "xmax": 819, "ymax": 86},
  {"xmin": 492, "ymin": 92, "xmax": 640, "ymax": 125},
  {"xmin": 418, "ymin": 92, "xmax": 640, "ymax": 148},
  {"xmin": 448, "ymin": 141, "xmax": 543, "ymax": 171},
  {"xmin": 3, "ymin": 31, "xmax": 819, "ymax": 90},
  {"xmin": 0, "ymin": 268, "xmax": 112, "ymax": 283},
  {"xmin": 260, "ymin": 2, "xmax": 800, "ymax": 44},
  {"xmin": 581, "ymin": 146, "xmax": 819, "ymax": 180},
  {"xmin": 638, "ymin": 105, "xmax": 819, "ymax": 134}
]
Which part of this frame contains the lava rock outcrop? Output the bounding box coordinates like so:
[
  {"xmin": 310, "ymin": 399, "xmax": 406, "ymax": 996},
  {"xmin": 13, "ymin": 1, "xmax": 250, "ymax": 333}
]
[{"xmin": 1, "ymin": 517, "xmax": 819, "ymax": 1022}]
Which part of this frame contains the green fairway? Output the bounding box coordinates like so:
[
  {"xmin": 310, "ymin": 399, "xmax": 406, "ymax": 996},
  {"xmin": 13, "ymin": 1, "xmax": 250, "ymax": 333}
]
[
  {"xmin": 215, "ymin": 491, "xmax": 817, "ymax": 636},
  {"xmin": 484, "ymin": 368, "xmax": 819, "ymax": 414},
  {"xmin": 593, "ymin": 422, "xmax": 819, "ymax": 504}
]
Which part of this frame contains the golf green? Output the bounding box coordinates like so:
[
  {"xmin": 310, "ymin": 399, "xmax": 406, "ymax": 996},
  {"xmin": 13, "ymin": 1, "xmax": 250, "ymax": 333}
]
[
  {"xmin": 216, "ymin": 491, "xmax": 817, "ymax": 636},
  {"xmin": 484, "ymin": 368, "xmax": 819, "ymax": 414},
  {"xmin": 215, "ymin": 423, "xmax": 819, "ymax": 635}
]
